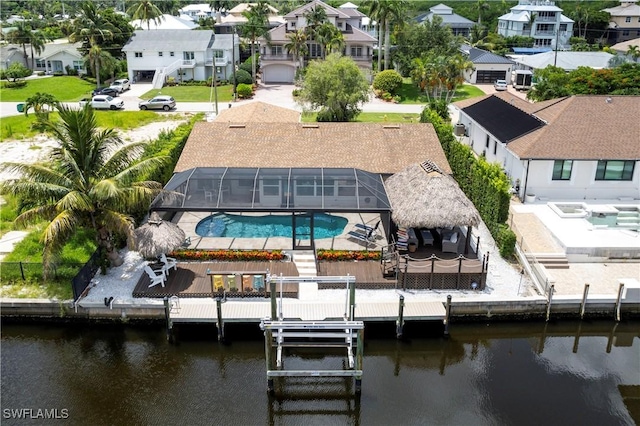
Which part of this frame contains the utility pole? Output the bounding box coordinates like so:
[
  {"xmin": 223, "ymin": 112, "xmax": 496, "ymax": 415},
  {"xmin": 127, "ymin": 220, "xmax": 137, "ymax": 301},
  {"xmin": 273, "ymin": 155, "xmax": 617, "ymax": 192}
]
[
  {"xmin": 232, "ymin": 26, "xmax": 237, "ymax": 102},
  {"xmin": 554, "ymin": 29, "xmax": 560, "ymax": 67}
]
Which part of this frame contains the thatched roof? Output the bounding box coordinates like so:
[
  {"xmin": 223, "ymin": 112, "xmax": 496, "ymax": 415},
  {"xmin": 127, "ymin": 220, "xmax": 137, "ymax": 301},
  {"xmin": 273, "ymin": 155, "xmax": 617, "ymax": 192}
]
[
  {"xmin": 133, "ymin": 212, "xmax": 186, "ymax": 259},
  {"xmin": 385, "ymin": 161, "xmax": 480, "ymax": 229}
]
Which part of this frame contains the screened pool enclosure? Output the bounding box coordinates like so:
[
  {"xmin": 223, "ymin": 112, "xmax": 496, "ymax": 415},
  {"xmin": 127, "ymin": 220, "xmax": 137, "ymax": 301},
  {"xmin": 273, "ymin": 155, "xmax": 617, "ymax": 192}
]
[{"xmin": 151, "ymin": 167, "xmax": 392, "ymax": 213}]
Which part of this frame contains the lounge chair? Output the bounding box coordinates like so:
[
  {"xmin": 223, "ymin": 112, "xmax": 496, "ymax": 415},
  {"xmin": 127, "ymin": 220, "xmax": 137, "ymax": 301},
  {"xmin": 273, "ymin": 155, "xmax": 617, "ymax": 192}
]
[
  {"xmin": 160, "ymin": 253, "xmax": 177, "ymax": 275},
  {"xmin": 442, "ymin": 232, "xmax": 459, "ymax": 253},
  {"xmin": 144, "ymin": 265, "xmax": 166, "ymax": 288},
  {"xmin": 354, "ymin": 220, "xmax": 380, "ymax": 235},
  {"xmin": 253, "ymin": 275, "xmax": 265, "ymax": 291},
  {"xmin": 347, "ymin": 228, "xmax": 377, "ymax": 246}
]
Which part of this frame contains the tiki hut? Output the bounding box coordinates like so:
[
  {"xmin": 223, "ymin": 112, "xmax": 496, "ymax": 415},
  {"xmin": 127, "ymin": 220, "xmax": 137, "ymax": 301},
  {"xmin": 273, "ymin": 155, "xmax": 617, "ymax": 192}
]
[
  {"xmin": 133, "ymin": 212, "xmax": 186, "ymax": 259},
  {"xmin": 385, "ymin": 160, "xmax": 481, "ymax": 230}
]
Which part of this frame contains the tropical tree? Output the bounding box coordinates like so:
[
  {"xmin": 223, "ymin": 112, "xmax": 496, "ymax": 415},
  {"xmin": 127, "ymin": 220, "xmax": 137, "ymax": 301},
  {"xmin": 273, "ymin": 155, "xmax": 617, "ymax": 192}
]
[
  {"xmin": 85, "ymin": 45, "xmax": 116, "ymax": 88},
  {"xmin": 1, "ymin": 62, "xmax": 32, "ymax": 81},
  {"xmin": 303, "ymin": 4, "xmax": 328, "ymax": 43},
  {"xmin": 127, "ymin": 0, "xmax": 164, "ymax": 30},
  {"xmin": 6, "ymin": 22, "xmax": 32, "ymax": 63},
  {"xmin": 364, "ymin": 0, "xmax": 405, "ymax": 71},
  {"xmin": 315, "ymin": 22, "xmax": 344, "ymax": 59},
  {"xmin": 298, "ymin": 53, "xmax": 370, "ymax": 122},
  {"xmin": 0, "ymin": 105, "xmax": 168, "ymax": 275},
  {"xmin": 476, "ymin": 0, "xmax": 489, "ymax": 25},
  {"xmin": 23, "ymin": 92, "xmax": 57, "ymax": 118},
  {"xmin": 70, "ymin": 1, "xmax": 117, "ymax": 88},
  {"xmin": 627, "ymin": 45, "xmax": 640, "ymax": 62},
  {"xmin": 28, "ymin": 30, "xmax": 47, "ymax": 70},
  {"xmin": 241, "ymin": 1, "xmax": 271, "ymax": 82},
  {"xmin": 285, "ymin": 29, "xmax": 308, "ymax": 69}
]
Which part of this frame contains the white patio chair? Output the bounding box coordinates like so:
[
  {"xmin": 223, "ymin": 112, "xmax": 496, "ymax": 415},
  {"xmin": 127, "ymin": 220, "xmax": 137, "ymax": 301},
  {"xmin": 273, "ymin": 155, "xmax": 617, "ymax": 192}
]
[
  {"xmin": 160, "ymin": 253, "xmax": 178, "ymax": 275},
  {"xmin": 144, "ymin": 265, "xmax": 166, "ymax": 288}
]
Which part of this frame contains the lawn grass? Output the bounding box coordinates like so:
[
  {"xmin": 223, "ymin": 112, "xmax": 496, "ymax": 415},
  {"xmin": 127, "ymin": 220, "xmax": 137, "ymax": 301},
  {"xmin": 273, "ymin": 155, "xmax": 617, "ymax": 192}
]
[
  {"xmin": 0, "ymin": 194, "xmax": 19, "ymax": 237},
  {"xmin": 301, "ymin": 112, "xmax": 421, "ymax": 123},
  {"xmin": 0, "ymin": 76, "xmax": 95, "ymax": 102},
  {"xmin": 1, "ymin": 111, "xmax": 178, "ymax": 142},
  {"xmin": 397, "ymin": 79, "xmax": 486, "ymax": 104},
  {"xmin": 141, "ymin": 84, "xmax": 235, "ymax": 102}
]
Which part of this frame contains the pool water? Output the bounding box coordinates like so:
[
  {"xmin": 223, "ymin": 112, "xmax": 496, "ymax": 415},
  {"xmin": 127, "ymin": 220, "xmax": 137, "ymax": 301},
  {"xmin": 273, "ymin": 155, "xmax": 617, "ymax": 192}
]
[{"xmin": 195, "ymin": 213, "xmax": 348, "ymax": 238}]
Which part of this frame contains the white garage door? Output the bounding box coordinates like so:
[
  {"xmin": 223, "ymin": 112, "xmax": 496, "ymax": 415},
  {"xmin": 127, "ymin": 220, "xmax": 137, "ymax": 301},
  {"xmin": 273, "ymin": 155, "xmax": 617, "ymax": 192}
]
[{"xmin": 263, "ymin": 64, "xmax": 295, "ymax": 84}]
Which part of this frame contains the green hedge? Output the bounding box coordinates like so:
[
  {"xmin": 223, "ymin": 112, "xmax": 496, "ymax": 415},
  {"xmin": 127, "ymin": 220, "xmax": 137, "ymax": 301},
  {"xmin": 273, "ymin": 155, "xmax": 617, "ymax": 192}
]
[
  {"xmin": 236, "ymin": 83, "xmax": 253, "ymax": 99},
  {"xmin": 373, "ymin": 70, "xmax": 403, "ymax": 95},
  {"xmin": 421, "ymin": 108, "xmax": 516, "ymax": 258}
]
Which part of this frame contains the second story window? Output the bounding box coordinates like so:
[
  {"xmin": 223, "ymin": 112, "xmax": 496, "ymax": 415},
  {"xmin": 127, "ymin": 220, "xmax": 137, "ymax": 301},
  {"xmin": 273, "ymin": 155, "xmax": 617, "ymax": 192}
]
[
  {"xmin": 184, "ymin": 51, "xmax": 195, "ymax": 60},
  {"xmin": 626, "ymin": 16, "xmax": 631, "ymax": 23},
  {"xmin": 170, "ymin": 52, "xmax": 174, "ymax": 57},
  {"xmin": 135, "ymin": 52, "xmax": 142, "ymax": 58},
  {"xmin": 271, "ymin": 45, "xmax": 283, "ymax": 56},
  {"xmin": 159, "ymin": 52, "xmax": 163, "ymax": 56},
  {"xmin": 350, "ymin": 46, "xmax": 363, "ymax": 57},
  {"xmin": 213, "ymin": 50, "xmax": 224, "ymax": 58}
]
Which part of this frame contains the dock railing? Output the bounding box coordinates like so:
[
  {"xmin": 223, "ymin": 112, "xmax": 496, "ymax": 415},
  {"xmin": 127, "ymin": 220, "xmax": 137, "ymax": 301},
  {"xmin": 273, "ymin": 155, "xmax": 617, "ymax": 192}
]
[{"xmin": 509, "ymin": 214, "xmax": 553, "ymax": 295}]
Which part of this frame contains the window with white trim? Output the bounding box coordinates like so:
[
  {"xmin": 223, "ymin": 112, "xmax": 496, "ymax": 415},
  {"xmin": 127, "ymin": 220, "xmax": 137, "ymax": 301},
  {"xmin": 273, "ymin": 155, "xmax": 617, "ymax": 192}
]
[
  {"xmin": 135, "ymin": 52, "xmax": 143, "ymax": 58},
  {"xmin": 595, "ymin": 160, "xmax": 634, "ymax": 181}
]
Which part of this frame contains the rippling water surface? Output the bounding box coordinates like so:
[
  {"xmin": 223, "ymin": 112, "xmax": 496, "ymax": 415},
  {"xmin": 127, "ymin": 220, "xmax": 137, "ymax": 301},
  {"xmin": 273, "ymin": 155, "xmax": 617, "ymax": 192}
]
[{"xmin": 1, "ymin": 321, "xmax": 638, "ymax": 425}]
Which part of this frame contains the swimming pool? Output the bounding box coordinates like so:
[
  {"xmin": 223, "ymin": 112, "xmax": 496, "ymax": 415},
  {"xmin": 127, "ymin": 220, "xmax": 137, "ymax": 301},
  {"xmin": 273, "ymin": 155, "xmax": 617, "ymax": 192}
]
[{"xmin": 195, "ymin": 213, "xmax": 348, "ymax": 238}]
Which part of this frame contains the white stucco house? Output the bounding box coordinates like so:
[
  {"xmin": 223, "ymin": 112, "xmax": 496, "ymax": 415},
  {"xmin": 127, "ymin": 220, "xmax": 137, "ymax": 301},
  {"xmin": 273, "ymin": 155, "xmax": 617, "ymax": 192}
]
[
  {"xmin": 453, "ymin": 93, "xmax": 640, "ymax": 202},
  {"xmin": 460, "ymin": 45, "xmax": 515, "ymax": 83},
  {"xmin": 508, "ymin": 51, "xmax": 616, "ymax": 72},
  {"xmin": 130, "ymin": 14, "xmax": 199, "ymax": 30},
  {"xmin": 498, "ymin": 0, "xmax": 574, "ymax": 50},
  {"xmin": 121, "ymin": 30, "xmax": 239, "ymax": 88},
  {"xmin": 259, "ymin": 0, "xmax": 376, "ymax": 84},
  {"xmin": 0, "ymin": 41, "xmax": 85, "ymax": 74}
]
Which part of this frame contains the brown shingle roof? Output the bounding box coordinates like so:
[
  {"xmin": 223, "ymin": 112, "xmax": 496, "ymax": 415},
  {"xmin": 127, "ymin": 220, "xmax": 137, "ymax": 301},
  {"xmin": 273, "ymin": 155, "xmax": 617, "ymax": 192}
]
[
  {"xmin": 174, "ymin": 123, "xmax": 450, "ymax": 174},
  {"xmin": 509, "ymin": 95, "xmax": 640, "ymax": 160},
  {"xmin": 215, "ymin": 101, "xmax": 300, "ymax": 123}
]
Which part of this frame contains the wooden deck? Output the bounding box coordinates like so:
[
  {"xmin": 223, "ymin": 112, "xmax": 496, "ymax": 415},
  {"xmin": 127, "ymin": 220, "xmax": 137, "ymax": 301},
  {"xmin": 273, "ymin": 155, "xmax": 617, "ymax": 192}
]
[
  {"xmin": 133, "ymin": 261, "xmax": 300, "ymax": 298},
  {"xmin": 317, "ymin": 261, "xmax": 396, "ymax": 289}
]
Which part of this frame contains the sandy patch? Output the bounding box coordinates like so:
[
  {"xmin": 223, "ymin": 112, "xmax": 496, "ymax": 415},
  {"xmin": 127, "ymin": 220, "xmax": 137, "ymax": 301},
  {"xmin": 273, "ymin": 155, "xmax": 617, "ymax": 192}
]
[{"xmin": 0, "ymin": 116, "xmax": 190, "ymax": 181}]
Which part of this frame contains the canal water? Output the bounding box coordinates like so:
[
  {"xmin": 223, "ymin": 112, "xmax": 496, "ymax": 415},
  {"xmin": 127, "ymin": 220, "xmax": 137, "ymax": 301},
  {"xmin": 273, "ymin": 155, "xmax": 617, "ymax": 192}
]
[{"xmin": 1, "ymin": 320, "xmax": 638, "ymax": 425}]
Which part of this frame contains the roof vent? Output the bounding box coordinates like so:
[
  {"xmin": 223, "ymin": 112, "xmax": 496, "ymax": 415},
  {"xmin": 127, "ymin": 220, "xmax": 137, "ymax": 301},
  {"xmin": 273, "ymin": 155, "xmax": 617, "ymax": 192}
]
[
  {"xmin": 229, "ymin": 124, "xmax": 245, "ymax": 128},
  {"xmin": 382, "ymin": 125, "xmax": 400, "ymax": 129},
  {"xmin": 420, "ymin": 160, "xmax": 443, "ymax": 175},
  {"xmin": 605, "ymin": 97, "xmax": 612, "ymax": 103},
  {"xmin": 302, "ymin": 124, "xmax": 319, "ymax": 128}
]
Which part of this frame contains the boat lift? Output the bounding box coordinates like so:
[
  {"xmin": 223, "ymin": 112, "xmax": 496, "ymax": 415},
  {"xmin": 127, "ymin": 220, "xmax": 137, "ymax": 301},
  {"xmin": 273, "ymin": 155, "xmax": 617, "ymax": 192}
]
[{"xmin": 260, "ymin": 274, "xmax": 365, "ymax": 393}]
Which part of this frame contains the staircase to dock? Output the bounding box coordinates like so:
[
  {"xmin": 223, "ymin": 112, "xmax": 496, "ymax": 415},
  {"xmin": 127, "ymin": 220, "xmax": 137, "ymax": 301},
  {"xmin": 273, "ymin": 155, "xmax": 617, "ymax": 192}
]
[
  {"xmin": 290, "ymin": 250, "xmax": 318, "ymax": 300},
  {"xmin": 530, "ymin": 253, "xmax": 570, "ymax": 269}
]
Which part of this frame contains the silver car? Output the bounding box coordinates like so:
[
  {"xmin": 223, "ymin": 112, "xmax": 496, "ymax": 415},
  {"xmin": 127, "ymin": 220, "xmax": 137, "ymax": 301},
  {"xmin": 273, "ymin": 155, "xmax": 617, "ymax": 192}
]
[{"xmin": 138, "ymin": 95, "xmax": 177, "ymax": 111}]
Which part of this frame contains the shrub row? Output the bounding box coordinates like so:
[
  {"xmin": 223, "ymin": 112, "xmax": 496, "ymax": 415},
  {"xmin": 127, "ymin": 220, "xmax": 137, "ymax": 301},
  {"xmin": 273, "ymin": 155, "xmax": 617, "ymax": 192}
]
[
  {"xmin": 169, "ymin": 249, "xmax": 285, "ymax": 261},
  {"xmin": 0, "ymin": 80, "xmax": 27, "ymax": 89},
  {"xmin": 317, "ymin": 250, "xmax": 381, "ymax": 261},
  {"xmin": 420, "ymin": 108, "xmax": 516, "ymax": 258}
]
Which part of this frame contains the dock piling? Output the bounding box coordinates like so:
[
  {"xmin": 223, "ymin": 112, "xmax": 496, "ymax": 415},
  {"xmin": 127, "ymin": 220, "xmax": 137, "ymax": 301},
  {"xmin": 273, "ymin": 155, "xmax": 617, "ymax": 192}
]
[
  {"xmin": 444, "ymin": 295, "xmax": 452, "ymax": 336},
  {"xmin": 546, "ymin": 285, "xmax": 554, "ymax": 322},
  {"xmin": 580, "ymin": 284, "xmax": 590, "ymax": 319},
  {"xmin": 215, "ymin": 297, "xmax": 224, "ymax": 342},
  {"xmin": 163, "ymin": 297, "xmax": 174, "ymax": 344},
  {"xmin": 396, "ymin": 295, "xmax": 405, "ymax": 339},
  {"xmin": 615, "ymin": 282, "xmax": 624, "ymax": 322}
]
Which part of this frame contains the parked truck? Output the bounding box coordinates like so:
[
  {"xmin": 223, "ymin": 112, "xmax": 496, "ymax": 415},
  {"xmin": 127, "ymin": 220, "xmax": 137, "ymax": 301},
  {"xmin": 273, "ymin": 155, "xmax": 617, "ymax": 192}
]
[
  {"xmin": 511, "ymin": 70, "xmax": 533, "ymax": 91},
  {"xmin": 78, "ymin": 95, "xmax": 124, "ymax": 110}
]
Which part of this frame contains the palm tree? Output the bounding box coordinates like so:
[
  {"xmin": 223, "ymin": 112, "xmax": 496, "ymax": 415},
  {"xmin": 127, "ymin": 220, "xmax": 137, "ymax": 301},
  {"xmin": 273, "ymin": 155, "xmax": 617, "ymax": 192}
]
[
  {"xmin": 70, "ymin": 1, "xmax": 116, "ymax": 88},
  {"xmin": 127, "ymin": 0, "xmax": 164, "ymax": 30},
  {"xmin": 6, "ymin": 22, "xmax": 32, "ymax": 65},
  {"xmin": 86, "ymin": 45, "xmax": 115, "ymax": 88},
  {"xmin": 28, "ymin": 30, "xmax": 47, "ymax": 70},
  {"xmin": 303, "ymin": 4, "xmax": 328, "ymax": 44},
  {"xmin": 316, "ymin": 23, "xmax": 344, "ymax": 59},
  {"xmin": 0, "ymin": 105, "xmax": 167, "ymax": 275},
  {"xmin": 365, "ymin": 0, "xmax": 405, "ymax": 71},
  {"xmin": 285, "ymin": 29, "xmax": 308, "ymax": 69},
  {"xmin": 241, "ymin": 1, "xmax": 271, "ymax": 82},
  {"xmin": 476, "ymin": 0, "xmax": 489, "ymax": 25},
  {"xmin": 626, "ymin": 45, "xmax": 639, "ymax": 62}
]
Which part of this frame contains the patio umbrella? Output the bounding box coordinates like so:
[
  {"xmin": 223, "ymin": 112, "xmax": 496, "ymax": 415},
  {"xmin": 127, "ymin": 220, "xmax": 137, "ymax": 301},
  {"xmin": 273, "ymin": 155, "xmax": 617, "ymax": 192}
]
[{"xmin": 133, "ymin": 212, "xmax": 186, "ymax": 259}]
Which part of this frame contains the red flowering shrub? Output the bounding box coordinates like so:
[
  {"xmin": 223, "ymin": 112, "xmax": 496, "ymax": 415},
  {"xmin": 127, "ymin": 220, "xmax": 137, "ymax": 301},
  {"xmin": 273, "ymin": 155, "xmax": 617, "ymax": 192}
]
[
  {"xmin": 169, "ymin": 249, "xmax": 285, "ymax": 261},
  {"xmin": 316, "ymin": 249, "xmax": 381, "ymax": 261}
]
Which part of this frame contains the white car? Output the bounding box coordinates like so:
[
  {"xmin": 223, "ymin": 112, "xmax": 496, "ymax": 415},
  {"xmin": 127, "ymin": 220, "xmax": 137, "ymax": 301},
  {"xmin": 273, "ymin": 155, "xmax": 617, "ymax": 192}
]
[
  {"xmin": 79, "ymin": 95, "xmax": 124, "ymax": 110},
  {"xmin": 109, "ymin": 79, "xmax": 131, "ymax": 93},
  {"xmin": 494, "ymin": 79, "xmax": 508, "ymax": 91}
]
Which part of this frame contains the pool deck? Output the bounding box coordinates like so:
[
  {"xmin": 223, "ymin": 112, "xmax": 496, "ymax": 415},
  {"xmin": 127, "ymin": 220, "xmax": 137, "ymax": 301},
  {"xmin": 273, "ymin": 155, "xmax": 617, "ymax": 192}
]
[{"xmin": 174, "ymin": 211, "xmax": 388, "ymax": 251}]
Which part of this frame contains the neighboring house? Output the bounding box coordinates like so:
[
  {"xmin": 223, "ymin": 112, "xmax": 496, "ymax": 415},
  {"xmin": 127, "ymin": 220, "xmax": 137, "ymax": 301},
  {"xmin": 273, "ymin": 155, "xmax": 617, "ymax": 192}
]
[
  {"xmin": 215, "ymin": 101, "xmax": 301, "ymax": 123},
  {"xmin": 1, "ymin": 41, "xmax": 85, "ymax": 74},
  {"xmin": 215, "ymin": 3, "xmax": 284, "ymax": 34},
  {"xmin": 509, "ymin": 51, "xmax": 615, "ymax": 72},
  {"xmin": 498, "ymin": 0, "xmax": 574, "ymax": 50},
  {"xmin": 460, "ymin": 45, "xmax": 515, "ymax": 83},
  {"xmin": 611, "ymin": 36, "xmax": 640, "ymax": 61},
  {"xmin": 454, "ymin": 93, "xmax": 640, "ymax": 201},
  {"xmin": 340, "ymin": 2, "xmax": 377, "ymax": 39},
  {"xmin": 259, "ymin": 0, "xmax": 376, "ymax": 84},
  {"xmin": 178, "ymin": 3, "xmax": 213, "ymax": 19},
  {"xmin": 415, "ymin": 3, "xmax": 474, "ymax": 37},
  {"xmin": 603, "ymin": 0, "xmax": 640, "ymax": 44},
  {"xmin": 130, "ymin": 14, "xmax": 199, "ymax": 30},
  {"xmin": 122, "ymin": 30, "xmax": 239, "ymax": 88}
]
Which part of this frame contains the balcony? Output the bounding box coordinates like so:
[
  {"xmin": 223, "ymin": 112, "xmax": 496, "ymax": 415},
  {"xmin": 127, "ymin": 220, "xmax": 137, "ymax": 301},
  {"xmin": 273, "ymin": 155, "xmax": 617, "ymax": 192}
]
[
  {"xmin": 262, "ymin": 54, "xmax": 294, "ymax": 61},
  {"xmin": 205, "ymin": 57, "xmax": 229, "ymax": 66},
  {"xmin": 535, "ymin": 30, "xmax": 556, "ymax": 36},
  {"xmin": 348, "ymin": 54, "xmax": 373, "ymax": 62},
  {"xmin": 181, "ymin": 59, "xmax": 196, "ymax": 68}
]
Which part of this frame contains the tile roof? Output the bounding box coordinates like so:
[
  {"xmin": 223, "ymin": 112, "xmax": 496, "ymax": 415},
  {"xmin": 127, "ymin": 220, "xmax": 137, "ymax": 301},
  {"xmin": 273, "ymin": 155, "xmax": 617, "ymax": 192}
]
[
  {"xmin": 122, "ymin": 30, "xmax": 214, "ymax": 52},
  {"xmin": 508, "ymin": 96, "xmax": 640, "ymax": 160},
  {"xmin": 174, "ymin": 123, "xmax": 450, "ymax": 174},
  {"xmin": 284, "ymin": 0, "xmax": 351, "ymax": 19},
  {"xmin": 462, "ymin": 96, "xmax": 545, "ymax": 142},
  {"xmin": 465, "ymin": 46, "xmax": 514, "ymax": 64},
  {"xmin": 214, "ymin": 102, "xmax": 300, "ymax": 123}
]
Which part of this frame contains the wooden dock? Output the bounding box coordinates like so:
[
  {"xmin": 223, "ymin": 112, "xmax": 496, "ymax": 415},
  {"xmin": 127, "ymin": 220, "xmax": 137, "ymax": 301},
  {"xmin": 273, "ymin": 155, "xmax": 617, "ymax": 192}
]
[{"xmin": 170, "ymin": 298, "xmax": 445, "ymax": 323}]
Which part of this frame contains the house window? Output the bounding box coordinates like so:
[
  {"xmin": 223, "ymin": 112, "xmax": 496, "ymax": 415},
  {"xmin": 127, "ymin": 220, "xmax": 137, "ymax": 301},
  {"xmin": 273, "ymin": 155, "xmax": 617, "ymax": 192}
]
[
  {"xmin": 625, "ymin": 16, "xmax": 631, "ymax": 23},
  {"xmin": 485, "ymin": 135, "xmax": 490, "ymax": 148},
  {"xmin": 595, "ymin": 160, "xmax": 634, "ymax": 181},
  {"xmin": 534, "ymin": 39, "xmax": 552, "ymax": 46},
  {"xmin": 290, "ymin": 22, "xmax": 296, "ymax": 28},
  {"xmin": 559, "ymin": 24, "xmax": 567, "ymax": 31},
  {"xmin": 159, "ymin": 52, "xmax": 163, "ymax": 56},
  {"xmin": 552, "ymin": 160, "xmax": 573, "ymax": 180},
  {"xmin": 135, "ymin": 52, "xmax": 143, "ymax": 58},
  {"xmin": 295, "ymin": 178, "xmax": 316, "ymax": 196},
  {"xmin": 337, "ymin": 21, "xmax": 343, "ymax": 29},
  {"xmin": 73, "ymin": 60, "xmax": 83, "ymax": 71},
  {"xmin": 170, "ymin": 52, "xmax": 175, "ymax": 57},
  {"xmin": 308, "ymin": 43, "xmax": 322, "ymax": 58},
  {"xmin": 623, "ymin": 30, "xmax": 630, "ymax": 36},
  {"xmin": 216, "ymin": 67, "xmax": 222, "ymax": 73},
  {"xmin": 262, "ymin": 179, "xmax": 280, "ymax": 196},
  {"xmin": 493, "ymin": 140, "xmax": 497, "ymax": 155},
  {"xmin": 35, "ymin": 59, "xmax": 46, "ymax": 68},
  {"xmin": 350, "ymin": 46, "xmax": 363, "ymax": 57},
  {"xmin": 271, "ymin": 45, "xmax": 283, "ymax": 56},
  {"xmin": 213, "ymin": 50, "xmax": 224, "ymax": 58},
  {"xmin": 184, "ymin": 51, "xmax": 195, "ymax": 60}
]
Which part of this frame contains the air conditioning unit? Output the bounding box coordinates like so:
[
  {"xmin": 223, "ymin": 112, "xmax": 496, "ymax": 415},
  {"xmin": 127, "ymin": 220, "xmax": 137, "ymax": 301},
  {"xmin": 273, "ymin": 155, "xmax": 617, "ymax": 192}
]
[{"xmin": 454, "ymin": 123, "xmax": 466, "ymax": 136}]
